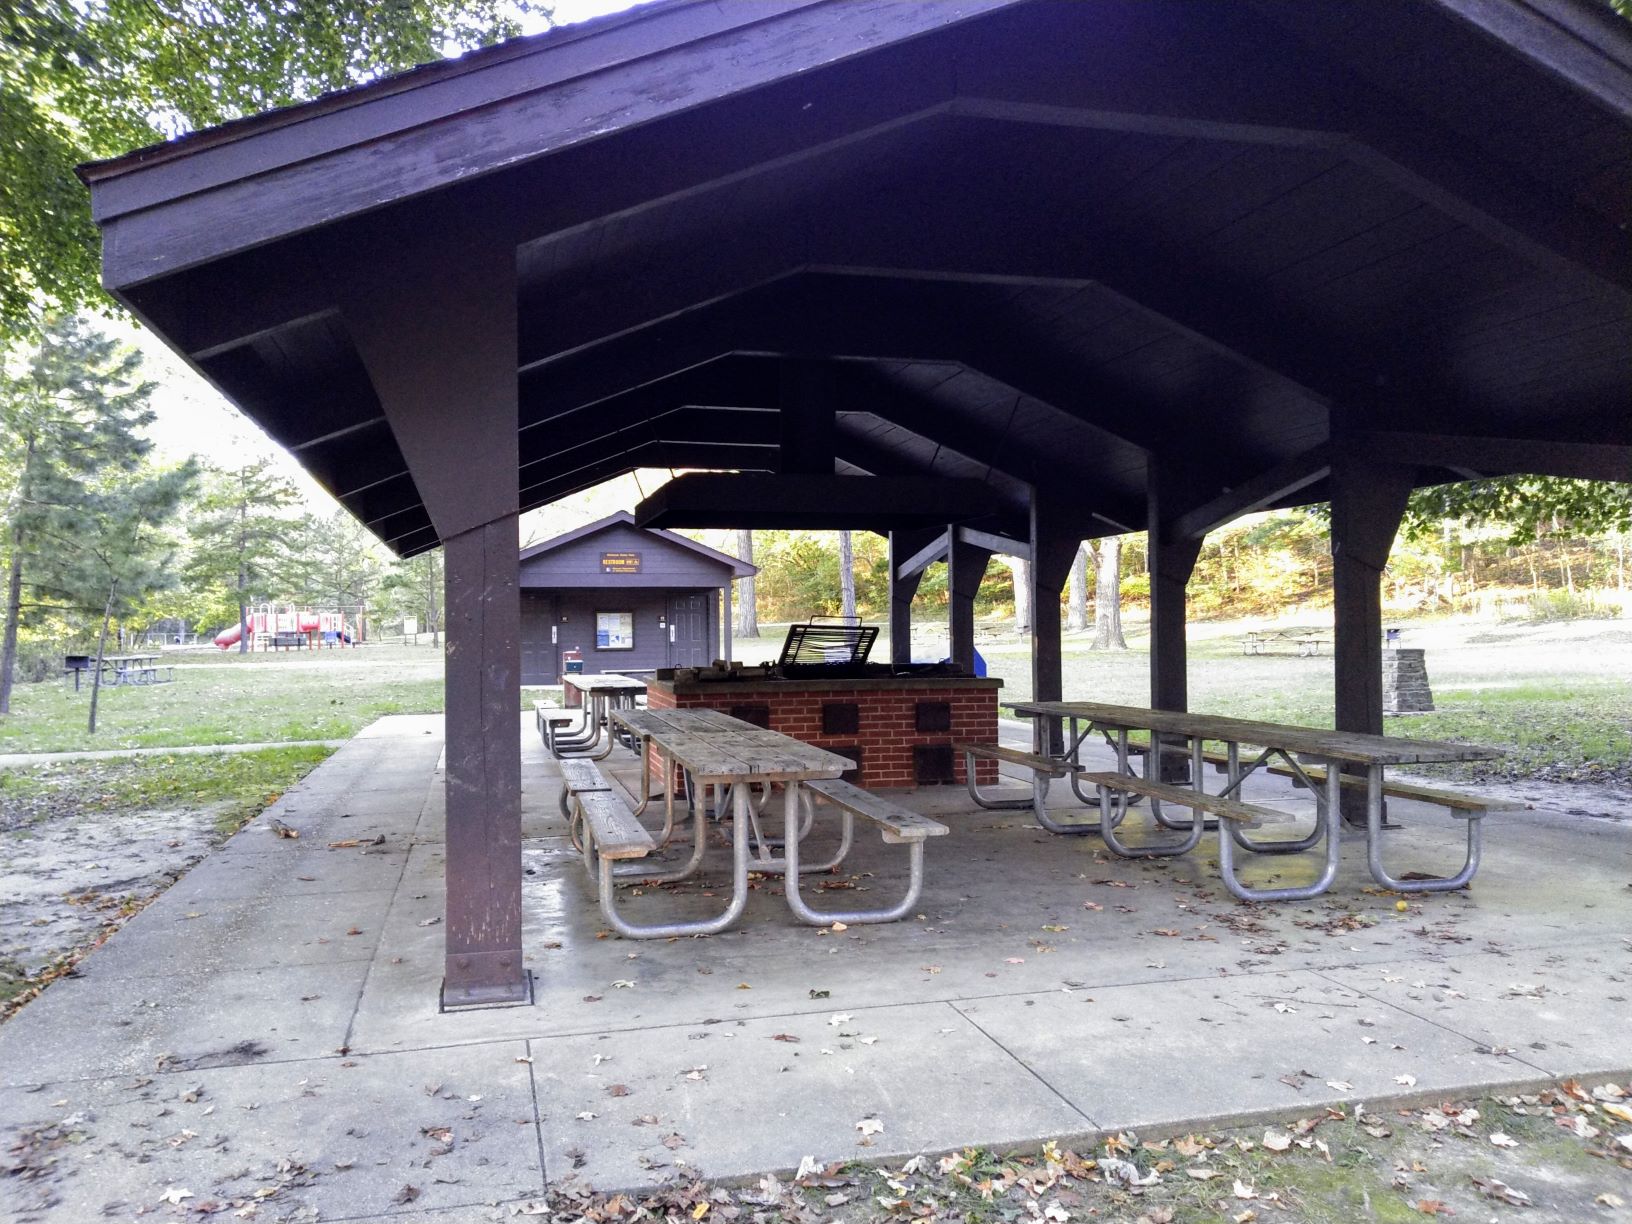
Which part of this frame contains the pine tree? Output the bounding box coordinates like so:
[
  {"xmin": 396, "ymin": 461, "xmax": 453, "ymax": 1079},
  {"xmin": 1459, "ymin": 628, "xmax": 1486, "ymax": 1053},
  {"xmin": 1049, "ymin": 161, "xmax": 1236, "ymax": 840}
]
[
  {"xmin": 30, "ymin": 460, "xmax": 196, "ymax": 731},
  {"xmin": 0, "ymin": 316, "xmax": 160, "ymax": 713},
  {"xmin": 183, "ymin": 460, "xmax": 300, "ymax": 650}
]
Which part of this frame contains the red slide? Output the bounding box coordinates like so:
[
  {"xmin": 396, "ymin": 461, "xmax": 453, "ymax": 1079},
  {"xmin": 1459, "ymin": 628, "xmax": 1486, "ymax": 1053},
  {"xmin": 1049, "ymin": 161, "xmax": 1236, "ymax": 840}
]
[{"xmin": 214, "ymin": 623, "xmax": 243, "ymax": 649}]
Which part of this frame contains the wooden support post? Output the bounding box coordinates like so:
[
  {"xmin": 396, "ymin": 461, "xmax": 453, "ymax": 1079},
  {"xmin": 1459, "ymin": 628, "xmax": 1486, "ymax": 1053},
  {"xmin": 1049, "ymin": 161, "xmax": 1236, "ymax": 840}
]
[
  {"xmin": 1148, "ymin": 460, "xmax": 1204, "ymax": 717},
  {"xmin": 1330, "ymin": 451, "xmax": 1415, "ymax": 824},
  {"xmin": 720, "ymin": 583, "xmax": 732, "ymax": 663},
  {"xmin": 1147, "ymin": 460, "xmax": 1205, "ymax": 781},
  {"xmin": 1029, "ymin": 496, "xmax": 1081, "ymax": 756},
  {"xmin": 947, "ymin": 530, "xmax": 991, "ymax": 674},
  {"xmin": 342, "ymin": 229, "xmax": 527, "ymax": 1007},
  {"xmin": 888, "ymin": 527, "xmax": 942, "ymax": 666}
]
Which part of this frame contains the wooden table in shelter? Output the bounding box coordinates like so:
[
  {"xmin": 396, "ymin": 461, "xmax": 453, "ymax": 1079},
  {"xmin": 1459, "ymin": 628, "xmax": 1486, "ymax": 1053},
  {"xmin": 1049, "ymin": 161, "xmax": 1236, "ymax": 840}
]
[
  {"xmin": 1006, "ymin": 700, "xmax": 1504, "ymax": 902},
  {"xmin": 550, "ymin": 673, "xmax": 648, "ymax": 758},
  {"xmin": 602, "ymin": 707, "xmax": 855, "ymax": 936}
]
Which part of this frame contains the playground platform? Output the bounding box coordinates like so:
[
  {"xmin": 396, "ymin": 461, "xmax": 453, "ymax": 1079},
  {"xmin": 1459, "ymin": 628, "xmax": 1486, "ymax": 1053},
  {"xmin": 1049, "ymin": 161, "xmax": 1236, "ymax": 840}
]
[{"xmin": 2, "ymin": 714, "xmax": 1628, "ymax": 1221}]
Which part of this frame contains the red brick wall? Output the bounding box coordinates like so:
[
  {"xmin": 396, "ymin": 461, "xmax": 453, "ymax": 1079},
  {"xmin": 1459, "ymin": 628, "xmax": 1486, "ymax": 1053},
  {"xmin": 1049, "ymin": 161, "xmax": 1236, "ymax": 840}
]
[{"xmin": 645, "ymin": 684, "xmax": 999, "ymax": 789}]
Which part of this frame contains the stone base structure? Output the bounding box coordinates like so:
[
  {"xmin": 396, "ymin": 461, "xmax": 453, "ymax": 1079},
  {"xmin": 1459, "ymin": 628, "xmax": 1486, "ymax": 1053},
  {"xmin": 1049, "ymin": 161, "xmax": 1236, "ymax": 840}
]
[{"xmin": 1383, "ymin": 647, "xmax": 1434, "ymax": 714}]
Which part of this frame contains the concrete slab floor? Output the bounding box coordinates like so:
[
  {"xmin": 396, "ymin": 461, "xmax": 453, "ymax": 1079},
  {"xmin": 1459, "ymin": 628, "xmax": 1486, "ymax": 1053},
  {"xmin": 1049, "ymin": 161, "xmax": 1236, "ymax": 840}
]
[{"xmin": 2, "ymin": 713, "xmax": 1628, "ymax": 1220}]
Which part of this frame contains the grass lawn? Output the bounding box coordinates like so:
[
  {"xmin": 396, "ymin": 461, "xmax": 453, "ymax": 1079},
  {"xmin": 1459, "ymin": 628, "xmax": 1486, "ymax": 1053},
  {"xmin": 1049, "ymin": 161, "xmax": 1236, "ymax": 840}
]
[
  {"xmin": 0, "ymin": 743, "xmax": 335, "ymax": 839},
  {"xmin": 0, "ymin": 642, "xmax": 444, "ymax": 754}
]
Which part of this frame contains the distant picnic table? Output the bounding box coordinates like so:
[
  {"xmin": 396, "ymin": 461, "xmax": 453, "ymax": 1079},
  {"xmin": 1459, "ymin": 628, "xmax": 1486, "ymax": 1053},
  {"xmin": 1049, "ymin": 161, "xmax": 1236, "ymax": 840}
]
[
  {"xmin": 1240, "ymin": 628, "xmax": 1330, "ymax": 656},
  {"xmin": 63, "ymin": 653, "xmax": 174, "ymax": 690}
]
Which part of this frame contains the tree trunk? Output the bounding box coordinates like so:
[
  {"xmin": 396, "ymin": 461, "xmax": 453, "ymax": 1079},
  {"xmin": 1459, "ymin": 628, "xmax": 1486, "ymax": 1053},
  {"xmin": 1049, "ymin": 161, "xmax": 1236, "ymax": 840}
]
[
  {"xmin": 88, "ymin": 584, "xmax": 116, "ymax": 734},
  {"xmin": 1008, "ymin": 557, "xmax": 1031, "ymax": 635},
  {"xmin": 1091, "ymin": 534, "xmax": 1127, "ymax": 650},
  {"xmin": 0, "ymin": 436, "xmax": 37, "ymax": 715},
  {"xmin": 1067, "ymin": 543, "xmax": 1088, "ymax": 632},
  {"xmin": 838, "ymin": 530, "xmax": 856, "ymax": 619},
  {"xmin": 0, "ymin": 527, "xmax": 23, "ymax": 716},
  {"xmin": 735, "ymin": 529, "xmax": 759, "ymax": 637}
]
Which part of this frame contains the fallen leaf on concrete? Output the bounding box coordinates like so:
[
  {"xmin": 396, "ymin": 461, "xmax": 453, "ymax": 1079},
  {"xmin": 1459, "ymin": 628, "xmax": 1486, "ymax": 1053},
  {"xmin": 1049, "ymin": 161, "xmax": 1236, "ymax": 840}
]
[
  {"xmin": 1411, "ymin": 1200, "xmax": 1450, "ymax": 1215},
  {"xmin": 1005, "ymin": 957, "xmax": 1025, "ymax": 964},
  {"xmin": 417, "ymin": 917, "xmax": 441, "ymax": 926},
  {"xmin": 1396, "ymin": 1074, "xmax": 1418, "ymax": 1087},
  {"xmin": 1083, "ymin": 901, "xmax": 1103, "ymax": 911},
  {"xmin": 607, "ymin": 1084, "xmax": 631, "ymax": 1097},
  {"xmin": 828, "ymin": 1013, "xmax": 852, "ymax": 1025},
  {"xmin": 771, "ymin": 1033, "xmax": 800, "ymax": 1043},
  {"xmin": 611, "ymin": 979, "xmax": 636, "ymax": 989},
  {"xmin": 1326, "ymin": 1081, "xmax": 1353, "ymax": 1091},
  {"xmin": 830, "ymin": 922, "xmax": 847, "ymax": 932},
  {"xmin": 855, "ymin": 1117, "xmax": 883, "ymax": 1136},
  {"xmin": 1262, "ymin": 1131, "xmax": 1291, "ymax": 1152},
  {"xmin": 1597, "ymin": 1193, "xmax": 1625, "ymax": 1208},
  {"xmin": 1489, "ymin": 1132, "xmax": 1518, "ymax": 1147},
  {"xmin": 575, "ymin": 1111, "xmax": 596, "ymax": 1120},
  {"xmin": 393, "ymin": 1184, "xmax": 421, "ymax": 1204},
  {"xmin": 158, "ymin": 1187, "xmax": 193, "ymax": 1205},
  {"xmin": 270, "ymin": 821, "xmax": 299, "ymax": 839},
  {"xmin": 662, "ymin": 1132, "xmax": 687, "ymax": 1150}
]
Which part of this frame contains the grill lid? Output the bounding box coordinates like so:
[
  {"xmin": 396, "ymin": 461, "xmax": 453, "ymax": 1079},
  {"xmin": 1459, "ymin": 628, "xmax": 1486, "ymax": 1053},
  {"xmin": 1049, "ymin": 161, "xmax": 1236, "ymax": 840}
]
[{"xmin": 776, "ymin": 616, "xmax": 878, "ymax": 669}]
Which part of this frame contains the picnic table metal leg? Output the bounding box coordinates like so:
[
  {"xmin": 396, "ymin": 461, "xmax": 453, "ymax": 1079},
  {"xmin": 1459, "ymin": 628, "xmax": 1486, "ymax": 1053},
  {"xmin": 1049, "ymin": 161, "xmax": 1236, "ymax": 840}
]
[
  {"xmin": 611, "ymin": 766, "xmax": 708, "ymax": 883},
  {"xmin": 784, "ymin": 784, "xmax": 924, "ymax": 925},
  {"xmin": 1221, "ymin": 744, "xmax": 1326, "ymax": 855},
  {"xmin": 1364, "ymin": 766, "xmax": 1482, "ymax": 892},
  {"xmin": 1217, "ymin": 765, "xmax": 1343, "ymax": 902},
  {"xmin": 1097, "ymin": 735, "xmax": 1206, "ymax": 859},
  {"xmin": 595, "ymin": 781, "xmax": 751, "ymax": 938},
  {"xmin": 741, "ymin": 786, "xmax": 853, "ymax": 875}
]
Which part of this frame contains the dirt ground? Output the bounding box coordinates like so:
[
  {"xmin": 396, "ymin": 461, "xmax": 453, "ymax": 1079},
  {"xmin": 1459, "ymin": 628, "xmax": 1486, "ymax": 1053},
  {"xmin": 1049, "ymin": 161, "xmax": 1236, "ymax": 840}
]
[{"xmin": 0, "ymin": 802, "xmax": 224, "ymax": 981}]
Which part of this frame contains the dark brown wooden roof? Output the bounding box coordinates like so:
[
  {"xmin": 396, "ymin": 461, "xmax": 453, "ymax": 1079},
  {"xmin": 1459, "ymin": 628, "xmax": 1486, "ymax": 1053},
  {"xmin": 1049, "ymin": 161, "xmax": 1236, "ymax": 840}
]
[{"xmin": 80, "ymin": 0, "xmax": 1632, "ymax": 556}]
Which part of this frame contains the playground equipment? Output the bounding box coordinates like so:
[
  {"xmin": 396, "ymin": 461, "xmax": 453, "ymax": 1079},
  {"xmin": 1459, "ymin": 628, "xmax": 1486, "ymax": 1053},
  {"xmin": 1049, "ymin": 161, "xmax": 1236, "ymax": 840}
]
[{"xmin": 214, "ymin": 605, "xmax": 358, "ymax": 650}]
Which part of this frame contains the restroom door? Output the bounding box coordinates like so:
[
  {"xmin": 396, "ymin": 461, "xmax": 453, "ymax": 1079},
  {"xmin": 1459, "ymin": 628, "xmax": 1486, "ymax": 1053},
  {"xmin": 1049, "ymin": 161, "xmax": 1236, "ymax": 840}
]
[
  {"xmin": 666, "ymin": 592, "xmax": 710, "ymax": 667},
  {"xmin": 519, "ymin": 593, "xmax": 556, "ymax": 684}
]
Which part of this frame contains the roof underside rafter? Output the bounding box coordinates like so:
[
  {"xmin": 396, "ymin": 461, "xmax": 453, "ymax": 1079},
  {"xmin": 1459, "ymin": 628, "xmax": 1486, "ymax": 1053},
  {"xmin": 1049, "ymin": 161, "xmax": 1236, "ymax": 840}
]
[{"xmin": 79, "ymin": 0, "xmax": 1632, "ymax": 556}]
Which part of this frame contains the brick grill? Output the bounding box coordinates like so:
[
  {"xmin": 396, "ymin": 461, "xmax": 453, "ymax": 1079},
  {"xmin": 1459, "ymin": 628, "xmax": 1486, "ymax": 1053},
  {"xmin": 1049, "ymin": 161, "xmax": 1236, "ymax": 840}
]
[{"xmin": 645, "ymin": 678, "xmax": 1000, "ymax": 789}]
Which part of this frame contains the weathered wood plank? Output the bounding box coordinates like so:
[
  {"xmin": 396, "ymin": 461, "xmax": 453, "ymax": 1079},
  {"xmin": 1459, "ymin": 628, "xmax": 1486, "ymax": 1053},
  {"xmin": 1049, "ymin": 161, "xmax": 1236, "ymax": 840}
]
[
  {"xmin": 806, "ymin": 778, "xmax": 949, "ymax": 842},
  {"xmin": 1075, "ymin": 772, "xmax": 1282, "ymax": 827},
  {"xmin": 1009, "ymin": 700, "xmax": 1502, "ymax": 765},
  {"xmin": 578, "ymin": 790, "xmax": 655, "ymax": 859}
]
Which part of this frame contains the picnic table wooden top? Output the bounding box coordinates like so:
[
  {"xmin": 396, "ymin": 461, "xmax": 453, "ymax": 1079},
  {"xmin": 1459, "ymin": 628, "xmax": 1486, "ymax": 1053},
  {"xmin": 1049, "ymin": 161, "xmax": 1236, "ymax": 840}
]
[
  {"xmin": 564, "ymin": 673, "xmax": 648, "ymax": 694},
  {"xmin": 1006, "ymin": 700, "xmax": 1502, "ymax": 766},
  {"xmin": 613, "ymin": 707, "xmax": 853, "ymax": 782}
]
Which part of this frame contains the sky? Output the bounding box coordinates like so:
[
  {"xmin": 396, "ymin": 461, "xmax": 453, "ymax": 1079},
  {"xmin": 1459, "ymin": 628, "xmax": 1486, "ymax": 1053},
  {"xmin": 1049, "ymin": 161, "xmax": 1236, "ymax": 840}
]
[{"xmin": 123, "ymin": 0, "xmax": 655, "ymax": 537}]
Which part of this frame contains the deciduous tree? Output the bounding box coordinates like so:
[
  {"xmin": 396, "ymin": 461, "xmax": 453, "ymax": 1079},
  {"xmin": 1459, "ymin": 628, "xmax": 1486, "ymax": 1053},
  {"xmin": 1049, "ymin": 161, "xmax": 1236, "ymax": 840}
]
[{"xmin": 2, "ymin": 0, "xmax": 543, "ymax": 339}]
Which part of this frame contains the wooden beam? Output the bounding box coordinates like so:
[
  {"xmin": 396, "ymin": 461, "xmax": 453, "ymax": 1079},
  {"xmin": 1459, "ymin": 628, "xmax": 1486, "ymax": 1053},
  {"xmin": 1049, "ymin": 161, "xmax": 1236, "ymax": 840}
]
[
  {"xmin": 1170, "ymin": 444, "xmax": 1332, "ymax": 542},
  {"xmin": 956, "ymin": 525, "xmax": 1029, "ymax": 560},
  {"xmin": 1354, "ymin": 432, "xmax": 1632, "ymax": 483},
  {"xmin": 896, "ymin": 529, "xmax": 951, "ymax": 580},
  {"xmin": 635, "ymin": 474, "xmax": 999, "ymax": 531}
]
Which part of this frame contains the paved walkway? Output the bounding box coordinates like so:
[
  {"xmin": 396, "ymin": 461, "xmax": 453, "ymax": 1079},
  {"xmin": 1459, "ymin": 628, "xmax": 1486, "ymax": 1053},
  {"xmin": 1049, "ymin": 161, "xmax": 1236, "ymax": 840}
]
[
  {"xmin": 0, "ymin": 739, "xmax": 348, "ymax": 768},
  {"xmin": 2, "ymin": 713, "xmax": 1628, "ymax": 1222}
]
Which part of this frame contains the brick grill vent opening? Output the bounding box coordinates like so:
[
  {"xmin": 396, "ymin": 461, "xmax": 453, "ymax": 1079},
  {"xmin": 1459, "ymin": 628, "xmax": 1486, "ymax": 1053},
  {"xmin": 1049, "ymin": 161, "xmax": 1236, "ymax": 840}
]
[
  {"xmin": 729, "ymin": 703, "xmax": 772, "ymax": 729},
  {"xmin": 822, "ymin": 701, "xmax": 861, "ymax": 735},
  {"xmin": 915, "ymin": 700, "xmax": 952, "ymax": 732},
  {"xmin": 830, "ymin": 744, "xmax": 863, "ymax": 783},
  {"xmin": 913, "ymin": 742, "xmax": 956, "ymax": 786}
]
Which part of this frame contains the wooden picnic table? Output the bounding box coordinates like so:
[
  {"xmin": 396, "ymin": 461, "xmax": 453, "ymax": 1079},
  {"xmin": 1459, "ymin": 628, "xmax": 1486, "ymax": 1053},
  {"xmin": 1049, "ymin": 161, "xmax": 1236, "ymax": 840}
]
[
  {"xmin": 1007, "ymin": 700, "xmax": 1504, "ymax": 901},
  {"xmin": 605, "ymin": 706, "xmax": 853, "ymax": 936}
]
